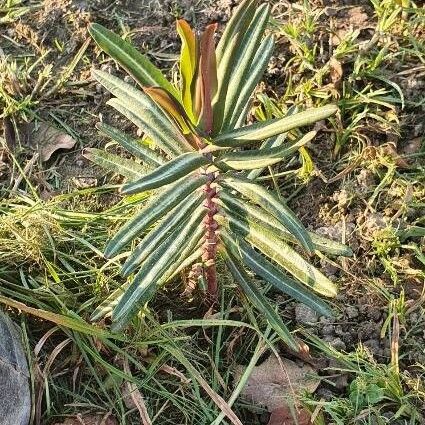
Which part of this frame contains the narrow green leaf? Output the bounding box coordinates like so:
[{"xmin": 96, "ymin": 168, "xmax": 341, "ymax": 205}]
[
  {"xmin": 214, "ymin": 105, "xmax": 338, "ymax": 146},
  {"xmin": 106, "ymin": 99, "xmax": 177, "ymax": 158},
  {"xmin": 104, "ymin": 174, "xmax": 208, "ymax": 258},
  {"xmin": 213, "ymin": 0, "xmax": 257, "ymax": 133},
  {"xmin": 246, "ymin": 106, "xmax": 299, "ymax": 179},
  {"xmin": 220, "ymin": 230, "xmax": 333, "ymax": 317},
  {"xmin": 165, "ymin": 246, "xmax": 203, "ymax": 283},
  {"xmin": 83, "ymin": 148, "xmax": 145, "ymax": 180},
  {"xmin": 221, "ymin": 4, "xmax": 270, "ymax": 131},
  {"xmin": 219, "ymin": 175, "xmax": 314, "ymax": 252},
  {"xmin": 215, "ymin": 0, "xmax": 256, "ymax": 64},
  {"xmin": 177, "ymin": 19, "xmax": 198, "ymax": 120},
  {"xmin": 112, "ymin": 205, "xmax": 208, "ymax": 325},
  {"xmin": 218, "ymin": 190, "xmax": 352, "ymax": 257},
  {"xmin": 96, "ymin": 122, "xmax": 165, "ymax": 167},
  {"xmin": 96, "ymin": 214, "xmax": 206, "ymax": 324},
  {"xmin": 89, "ymin": 23, "xmax": 179, "ymax": 97},
  {"xmin": 230, "ymin": 35, "xmax": 275, "ymax": 129},
  {"xmin": 122, "ymin": 152, "xmax": 210, "ymax": 194},
  {"xmin": 214, "ymin": 131, "xmax": 316, "ymax": 171},
  {"xmin": 93, "ymin": 69, "xmax": 193, "ymax": 155},
  {"xmin": 222, "ymin": 247, "xmax": 299, "ymax": 351},
  {"xmin": 216, "ymin": 213, "xmax": 337, "ymax": 297},
  {"xmin": 97, "ymin": 222, "xmax": 184, "ymax": 323},
  {"xmin": 121, "ymin": 190, "xmax": 205, "ymax": 277}
]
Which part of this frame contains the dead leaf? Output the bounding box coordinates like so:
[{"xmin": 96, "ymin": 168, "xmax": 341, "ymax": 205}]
[
  {"xmin": 381, "ymin": 143, "xmax": 409, "ymax": 168},
  {"xmin": 234, "ymin": 355, "xmax": 320, "ymax": 412},
  {"xmin": 122, "ymin": 358, "xmax": 152, "ymax": 425},
  {"xmin": 53, "ymin": 414, "xmax": 118, "ymax": 425},
  {"xmin": 31, "ymin": 121, "xmax": 76, "ymax": 161},
  {"xmin": 329, "ymin": 57, "xmax": 343, "ymax": 85},
  {"xmin": 267, "ymin": 406, "xmax": 312, "ymax": 425}
]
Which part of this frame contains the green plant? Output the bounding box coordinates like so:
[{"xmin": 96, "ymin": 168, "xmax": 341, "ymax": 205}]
[{"xmin": 86, "ymin": 0, "xmax": 353, "ymax": 348}]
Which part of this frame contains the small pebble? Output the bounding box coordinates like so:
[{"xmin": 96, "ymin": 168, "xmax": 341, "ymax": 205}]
[
  {"xmin": 324, "ymin": 336, "xmax": 346, "ymax": 351},
  {"xmin": 345, "ymin": 306, "xmax": 359, "ymax": 319},
  {"xmin": 295, "ymin": 304, "xmax": 319, "ymax": 324},
  {"xmin": 322, "ymin": 324, "xmax": 334, "ymax": 336}
]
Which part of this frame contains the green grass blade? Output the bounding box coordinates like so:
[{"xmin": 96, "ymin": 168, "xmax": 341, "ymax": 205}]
[
  {"xmin": 104, "ymin": 174, "xmax": 208, "ymax": 258},
  {"xmin": 121, "ymin": 190, "xmax": 205, "ymax": 277},
  {"xmin": 122, "ymin": 152, "xmax": 210, "ymax": 194},
  {"xmin": 214, "ymin": 105, "xmax": 338, "ymax": 147},
  {"xmin": 215, "ymin": 213, "xmax": 337, "ymax": 297},
  {"xmin": 96, "ymin": 122, "xmax": 165, "ymax": 167},
  {"xmin": 83, "ymin": 148, "xmax": 146, "ymax": 180},
  {"xmin": 89, "ymin": 23, "xmax": 179, "ymax": 97},
  {"xmin": 220, "ymin": 230, "xmax": 333, "ymax": 317},
  {"xmin": 215, "ymin": 131, "xmax": 316, "ymax": 171},
  {"xmin": 219, "ymin": 175, "xmax": 314, "ymax": 252},
  {"xmin": 0, "ymin": 295, "xmax": 121, "ymax": 340},
  {"xmin": 222, "ymin": 245, "xmax": 299, "ymax": 351}
]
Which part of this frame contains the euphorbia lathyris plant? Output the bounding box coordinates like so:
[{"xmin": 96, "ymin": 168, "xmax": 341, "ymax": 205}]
[{"xmin": 86, "ymin": 0, "xmax": 352, "ymax": 350}]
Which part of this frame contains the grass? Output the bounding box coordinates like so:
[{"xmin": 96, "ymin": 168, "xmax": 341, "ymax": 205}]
[{"xmin": 0, "ymin": 0, "xmax": 424, "ymax": 424}]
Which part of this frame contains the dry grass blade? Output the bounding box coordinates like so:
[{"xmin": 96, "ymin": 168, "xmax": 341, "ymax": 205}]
[
  {"xmin": 122, "ymin": 358, "xmax": 152, "ymax": 425},
  {"xmin": 166, "ymin": 346, "xmax": 244, "ymax": 425}
]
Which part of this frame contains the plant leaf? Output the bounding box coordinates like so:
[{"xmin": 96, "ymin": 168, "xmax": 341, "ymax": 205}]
[
  {"xmin": 143, "ymin": 86, "xmax": 193, "ymax": 134},
  {"xmin": 97, "ymin": 222, "xmax": 185, "ymax": 323},
  {"xmin": 213, "ymin": 0, "xmax": 257, "ymax": 133},
  {"xmin": 219, "ymin": 175, "xmax": 314, "ymax": 253},
  {"xmin": 121, "ymin": 190, "xmax": 205, "ymax": 277},
  {"xmin": 215, "ymin": 131, "xmax": 316, "ymax": 171},
  {"xmin": 93, "ymin": 69, "xmax": 193, "ymax": 155},
  {"xmin": 220, "ymin": 229, "xmax": 334, "ymax": 316},
  {"xmin": 104, "ymin": 174, "xmax": 208, "ymax": 258},
  {"xmin": 214, "ymin": 105, "xmax": 338, "ymax": 147},
  {"xmin": 215, "ymin": 0, "xmax": 256, "ymax": 64},
  {"xmin": 198, "ymin": 23, "xmax": 218, "ymax": 134},
  {"xmin": 229, "ymin": 35, "xmax": 275, "ymax": 129},
  {"xmin": 89, "ymin": 23, "xmax": 179, "ymax": 98},
  {"xmin": 94, "ymin": 211, "xmax": 206, "ymax": 324},
  {"xmin": 221, "ymin": 4, "xmax": 270, "ymax": 131},
  {"xmin": 122, "ymin": 152, "xmax": 210, "ymax": 194},
  {"xmin": 216, "ymin": 214, "xmax": 337, "ymax": 297},
  {"xmin": 218, "ymin": 190, "xmax": 352, "ymax": 257},
  {"xmin": 83, "ymin": 148, "xmax": 146, "ymax": 180},
  {"xmin": 222, "ymin": 246, "xmax": 299, "ymax": 351},
  {"xmin": 176, "ymin": 19, "xmax": 198, "ymax": 121},
  {"xmin": 112, "ymin": 205, "xmax": 208, "ymax": 325},
  {"xmin": 96, "ymin": 122, "xmax": 165, "ymax": 168}
]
